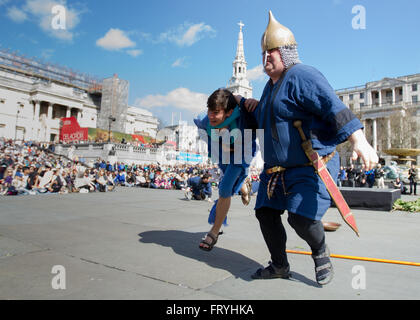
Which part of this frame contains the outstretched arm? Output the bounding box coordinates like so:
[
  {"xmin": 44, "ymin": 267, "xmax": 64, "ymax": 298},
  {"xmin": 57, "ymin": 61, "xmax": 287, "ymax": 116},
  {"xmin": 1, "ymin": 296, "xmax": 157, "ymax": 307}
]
[
  {"xmin": 347, "ymin": 129, "xmax": 378, "ymax": 171},
  {"xmin": 234, "ymin": 95, "xmax": 259, "ymax": 112}
]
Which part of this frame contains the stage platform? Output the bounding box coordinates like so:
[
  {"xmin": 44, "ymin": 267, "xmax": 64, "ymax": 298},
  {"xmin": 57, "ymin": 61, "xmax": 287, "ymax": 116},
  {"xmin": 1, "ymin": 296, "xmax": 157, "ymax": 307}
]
[{"xmin": 337, "ymin": 187, "xmax": 401, "ymax": 211}]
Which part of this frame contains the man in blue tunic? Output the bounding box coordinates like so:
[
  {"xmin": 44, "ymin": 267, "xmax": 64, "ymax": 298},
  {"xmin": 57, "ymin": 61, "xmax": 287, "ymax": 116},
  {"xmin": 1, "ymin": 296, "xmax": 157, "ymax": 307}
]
[
  {"xmin": 186, "ymin": 174, "xmax": 213, "ymax": 200},
  {"xmin": 237, "ymin": 11, "xmax": 378, "ymax": 285},
  {"xmin": 194, "ymin": 88, "xmax": 257, "ymax": 251}
]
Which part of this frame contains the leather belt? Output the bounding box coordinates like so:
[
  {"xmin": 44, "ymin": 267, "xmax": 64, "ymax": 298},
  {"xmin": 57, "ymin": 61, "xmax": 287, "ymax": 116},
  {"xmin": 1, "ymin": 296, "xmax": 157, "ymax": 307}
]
[{"xmin": 265, "ymin": 151, "xmax": 336, "ymax": 175}]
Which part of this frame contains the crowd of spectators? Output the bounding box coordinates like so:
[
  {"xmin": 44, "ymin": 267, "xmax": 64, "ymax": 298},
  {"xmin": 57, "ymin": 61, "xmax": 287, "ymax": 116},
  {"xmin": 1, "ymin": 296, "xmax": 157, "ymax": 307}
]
[
  {"xmin": 337, "ymin": 163, "xmax": 412, "ymax": 194},
  {"xmin": 6, "ymin": 138, "xmax": 414, "ymax": 198},
  {"xmin": 0, "ymin": 138, "xmax": 261, "ymax": 197}
]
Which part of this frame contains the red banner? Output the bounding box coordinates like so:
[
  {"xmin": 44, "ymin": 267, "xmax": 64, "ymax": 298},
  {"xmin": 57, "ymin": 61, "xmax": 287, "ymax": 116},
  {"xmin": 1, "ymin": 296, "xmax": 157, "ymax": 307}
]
[{"xmin": 59, "ymin": 117, "xmax": 88, "ymax": 143}]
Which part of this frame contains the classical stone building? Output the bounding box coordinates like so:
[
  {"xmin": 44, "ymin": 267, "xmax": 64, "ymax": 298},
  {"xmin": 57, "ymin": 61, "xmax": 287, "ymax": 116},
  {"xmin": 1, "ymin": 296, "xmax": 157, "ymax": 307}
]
[
  {"xmin": 0, "ymin": 49, "xmax": 158, "ymax": 142},
  {"xmin": 336, "ymin": 73, "xmax": 420, "ymax": 164}
]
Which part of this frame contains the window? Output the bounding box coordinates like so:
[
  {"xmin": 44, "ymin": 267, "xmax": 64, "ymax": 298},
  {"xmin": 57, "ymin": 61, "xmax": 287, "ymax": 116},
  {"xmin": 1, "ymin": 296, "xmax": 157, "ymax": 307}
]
[
  {"xmin": 412, "ymin": 84, "xmax": 418, "ymax": 91},
  {"xmin": 399, "ymin": 88, "xmax": 403, "ymax": 95},
  {"xmin": 386, "ymin": 91, "xmax": 392, "ymax": 98},
  {"xmin": 339, "ymin": 96, "xmax": 343, "ymax": 101},
  {"xmin": 359, "ymin": 92, "xmax": 364, "ymax": 99},
  {"xmin": 412, "ymin": 95, "xmax": 418, "ymax": 103},
  {"xmin": 360, "ymin": 102, "xmax": 365, "ymax": 107},
  {"xmin": 349, "ymin": 94, "xmax": 354, "ymax": 100}
]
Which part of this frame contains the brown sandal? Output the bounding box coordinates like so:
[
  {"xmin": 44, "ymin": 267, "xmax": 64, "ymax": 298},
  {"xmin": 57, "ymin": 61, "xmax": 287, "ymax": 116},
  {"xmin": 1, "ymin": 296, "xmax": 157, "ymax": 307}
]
[
  {"xmin": 241, "ymin": 178, "xmax": 252, "ymax": 206},
  {"xmin": 199, "ymin": 232, "xmax": 218, "ymax": 251}
]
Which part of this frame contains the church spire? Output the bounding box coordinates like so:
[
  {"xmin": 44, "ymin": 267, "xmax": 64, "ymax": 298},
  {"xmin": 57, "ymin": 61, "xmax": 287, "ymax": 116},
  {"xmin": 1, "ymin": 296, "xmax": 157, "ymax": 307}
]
[
  {"xmin": 235, "ymin": 21, "xmax": 245, "ymax": 60},
  {"xmin": 227, "ymin": 21, "xmax": 252, "ymax": 98}
]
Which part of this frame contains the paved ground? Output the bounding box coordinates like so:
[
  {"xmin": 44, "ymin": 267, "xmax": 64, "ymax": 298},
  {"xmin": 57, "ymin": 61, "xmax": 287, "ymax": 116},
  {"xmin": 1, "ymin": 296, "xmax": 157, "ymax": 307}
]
[{"xmin": 0, "ymin": 188, "xmax": 419, "ymax": 300}]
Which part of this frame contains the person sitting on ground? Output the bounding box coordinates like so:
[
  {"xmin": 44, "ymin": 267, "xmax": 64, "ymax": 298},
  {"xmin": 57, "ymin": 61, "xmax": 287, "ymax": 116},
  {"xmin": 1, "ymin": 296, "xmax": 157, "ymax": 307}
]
[
  {"xmin": 186, "ymin": 173, "xmax": 213, "ymax": 201},
  {"xmin": 125, "ymin": 171, "xmax": 136, "ymax": 187},
  {"xmin": 95, "ymin": 169, "xmax": 108, "ymax": 192},
  {"xmin": 114, "ymin": 170, "xmax": 126, "ymax": 186},
  {"xmin": 76, "ymin": 169, "xmax": 95, "ymax": 192},
  {"xmin": 47, "ymin": 169, "xmax": 64, "ymax": 193},
  {"xmin": 393, "ymin": 177, "xmax": 408, "ymax": 194}
]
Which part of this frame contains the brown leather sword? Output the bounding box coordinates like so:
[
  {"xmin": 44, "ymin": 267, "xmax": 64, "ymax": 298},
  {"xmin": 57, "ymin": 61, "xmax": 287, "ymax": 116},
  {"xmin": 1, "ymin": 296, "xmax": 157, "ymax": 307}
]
[{"xmin": 293, "ymin": 120, "xmax": 359, "ymax": 237}]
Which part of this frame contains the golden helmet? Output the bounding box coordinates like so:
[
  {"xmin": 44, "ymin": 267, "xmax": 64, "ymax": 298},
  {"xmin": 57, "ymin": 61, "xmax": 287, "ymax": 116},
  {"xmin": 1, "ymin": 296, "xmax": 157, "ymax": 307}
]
[{"xmin": 261, "ymin": 10, "xmax": 297, "ymax": 52}]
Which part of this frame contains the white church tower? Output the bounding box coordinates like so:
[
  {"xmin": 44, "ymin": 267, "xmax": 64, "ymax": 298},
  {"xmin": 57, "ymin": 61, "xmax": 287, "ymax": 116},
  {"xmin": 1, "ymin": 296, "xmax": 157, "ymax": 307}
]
[{"xmin": 227, "ymin": 21, "xmax": 253, "ymax": 98}]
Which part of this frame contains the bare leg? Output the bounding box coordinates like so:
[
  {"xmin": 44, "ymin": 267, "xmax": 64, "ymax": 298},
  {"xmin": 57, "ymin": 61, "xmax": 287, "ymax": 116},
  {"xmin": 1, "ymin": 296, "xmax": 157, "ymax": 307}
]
[
  {"xmin": 199, "ymin": 196, "xmax": 231, "ymax": 249},
  {"xmin": 240, "ymin": 183, "xmax": 247, "ymax": 194}
]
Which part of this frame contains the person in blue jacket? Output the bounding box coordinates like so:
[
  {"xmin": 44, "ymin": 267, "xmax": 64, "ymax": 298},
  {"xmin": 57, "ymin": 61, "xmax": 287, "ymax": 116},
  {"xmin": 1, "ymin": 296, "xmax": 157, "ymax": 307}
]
[
  {"xmin": 194, "ymin": 88, "xmax": 258, "ymax": 251},
  {"xmin": 186, "ymin": 173, "xmax": 212, "ymax": 200},
  {"xmin": 240, "ymin": 11, "xmax": 379, "ymax": 285}
]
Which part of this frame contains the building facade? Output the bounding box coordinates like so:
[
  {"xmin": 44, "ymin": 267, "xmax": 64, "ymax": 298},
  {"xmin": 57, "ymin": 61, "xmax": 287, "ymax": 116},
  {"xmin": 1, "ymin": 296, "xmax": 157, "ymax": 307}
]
[
  {"xmin": 0, "ymin": 49, "xmax": 158, "ymax": 142},
  {"xmin": 336, "ymin": 73, "xmax": 420, "ymax": 163}
]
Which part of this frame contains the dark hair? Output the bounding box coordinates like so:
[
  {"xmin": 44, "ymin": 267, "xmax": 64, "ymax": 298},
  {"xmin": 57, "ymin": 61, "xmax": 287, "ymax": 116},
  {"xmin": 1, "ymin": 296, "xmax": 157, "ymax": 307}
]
[
  {"xmin": 202, "ymin": 173, "xmax": 211, "ymax": 180},
  {"xmin": 207, "ymin": 88, "xmax": 237, "ymax": 112}
]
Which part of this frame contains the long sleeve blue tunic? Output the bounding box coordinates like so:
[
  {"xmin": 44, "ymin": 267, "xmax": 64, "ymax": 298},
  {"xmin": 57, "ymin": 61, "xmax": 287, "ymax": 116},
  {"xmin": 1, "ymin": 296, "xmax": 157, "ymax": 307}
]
[{"xmin": 254, "ymin": 64, "xmax": 363, "ymax": 220}]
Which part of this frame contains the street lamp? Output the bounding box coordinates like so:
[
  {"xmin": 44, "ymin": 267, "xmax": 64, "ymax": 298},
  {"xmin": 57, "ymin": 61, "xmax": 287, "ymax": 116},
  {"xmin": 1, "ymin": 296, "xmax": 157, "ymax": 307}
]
[{"xmin": 108, "ymin": 116, "xmax": 116, "ymax": 142}]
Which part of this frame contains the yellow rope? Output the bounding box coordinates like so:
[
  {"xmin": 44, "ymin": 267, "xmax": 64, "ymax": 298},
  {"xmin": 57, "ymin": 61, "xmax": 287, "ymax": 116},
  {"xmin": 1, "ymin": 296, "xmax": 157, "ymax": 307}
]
[{"xmin": 286, "ymin": 250, "xmax": 420, "ymax": 267}]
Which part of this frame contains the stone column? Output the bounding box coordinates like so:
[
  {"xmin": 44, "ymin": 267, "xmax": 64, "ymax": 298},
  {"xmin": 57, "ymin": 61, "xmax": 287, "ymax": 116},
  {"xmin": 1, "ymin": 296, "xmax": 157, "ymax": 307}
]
[
  {"xmin": 378, "ymin": 90, "xmax": 382, "ymax": 107},
  {"xmin": 372, "ymin": 118, "xmax": 377, "ymax": 151},
  {"xmin": 392, "ymin": 88, "xmax": 396, "ymax": 104},
  {"xmin": 46, "ymin": 103, "xmax": 52, "ymax": 142},
  {"xmin": 33, "ymin": 100, "xmax": 40, "ymax": 121},
  {"xmin": 66, "ymin": 107, "xmax": 71, "ymax": 118},
  {"xmin": 47, "ymin": 102, "xmax": 53, "ymax": 119},
  {"xmin": 367, "ymin": 90, "xmax": 372, "ymax": 107},
  {"xmin": 386, "ymin": 117, "xmax": 391, "ymax": 149},
  {"xmin": 77, "ymin": 109, "xmax": 82, "ymax": 123}
]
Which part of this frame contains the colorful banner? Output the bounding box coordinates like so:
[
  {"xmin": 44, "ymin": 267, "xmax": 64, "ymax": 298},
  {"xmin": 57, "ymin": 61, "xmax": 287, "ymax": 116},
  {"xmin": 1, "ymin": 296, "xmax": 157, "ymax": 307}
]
[
  {"xmin": 59, "ymin": 117, "xmax": 155, "ymax": 145},
  {"xmin": 176, "ymin": 152, "xmax": 203, "ymax": 163},
  {"xmin": 59, "ymin": 117, "xmax": 88, "ymax": 143}
]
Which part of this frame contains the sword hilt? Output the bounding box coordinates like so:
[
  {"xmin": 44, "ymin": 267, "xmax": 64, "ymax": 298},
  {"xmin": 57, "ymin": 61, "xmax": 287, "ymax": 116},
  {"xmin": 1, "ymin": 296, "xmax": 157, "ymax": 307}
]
[{"xmin": 293, "ymin": 120, "xmax": 307, "ymax": 141}]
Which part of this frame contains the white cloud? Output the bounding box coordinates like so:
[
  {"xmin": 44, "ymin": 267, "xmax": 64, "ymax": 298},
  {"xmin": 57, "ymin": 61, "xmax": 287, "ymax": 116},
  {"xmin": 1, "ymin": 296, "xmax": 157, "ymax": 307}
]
[
  {"xmin": 7, "ymin": 6, "xmax": 28, "ymax": 22},
  {"xmin": 96, "ymin": 28, "xmax": 136, "ymax": 51},
  {"xmin": 159, "ymin": 22, "xmax": 215, "ymax": 47},
  {"xmin": 247, "ymin": 64, "xmax": 267, "ymax": 82},
  {"xmin": 6, "ymin": 0, "xmax": 83, "ymax": 42},
  {"xmin": 171, "ymin": 57, "xmax": 188, "ymax": 68},
  {"xmin": 126, "ymin": 49, "xmax": 143, "ymax": 57},
  {"xmin": 135, "ymin": 88, "xmax": 207, "ymax": 113}
]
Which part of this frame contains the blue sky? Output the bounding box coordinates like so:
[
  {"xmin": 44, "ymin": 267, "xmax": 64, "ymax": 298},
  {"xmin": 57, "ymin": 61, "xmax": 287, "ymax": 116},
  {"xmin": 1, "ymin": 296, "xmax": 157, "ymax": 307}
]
[{"xmin": 1, "ymin": 0, "xmax": 420, "ymax": 126}]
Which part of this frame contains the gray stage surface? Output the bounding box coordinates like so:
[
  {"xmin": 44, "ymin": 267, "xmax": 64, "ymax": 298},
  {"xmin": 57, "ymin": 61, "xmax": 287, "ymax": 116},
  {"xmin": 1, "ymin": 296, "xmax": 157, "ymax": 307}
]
[{"xmin": 0, "ymin": 188, "xmax": 419, "ymax": 300}]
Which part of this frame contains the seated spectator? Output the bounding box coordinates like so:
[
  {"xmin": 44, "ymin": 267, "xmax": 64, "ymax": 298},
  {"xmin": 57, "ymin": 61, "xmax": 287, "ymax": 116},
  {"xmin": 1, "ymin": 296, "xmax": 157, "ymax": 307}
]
[
  {"xmin": 104, "ymin": 171, "xmax": 115, "ymax": 191},
  {"xmin": 358, "ymin": 177, "xmax": 368, "ymax": 188},
  {"xmin": 95, "ymin": 169, "xmax": 108, "ymax": 192},
  {"xmin": 76, "ymin": 170, "xmax": 95, "ymax": 192},
  {"xmin": 47, "ymin": 169, "xmax": 64, "ymax": 193},
  {"xmin": 1, "ymin": 167, "xmax": 17, "ymax": 195},
  {"xmin": 393, "ymin": 177, "xmax": 408, "ymax": 194},
  {"xmin": 62, "ymin": 169, "xmax": 74, "ymax": 193},
  {"xmin": 37, "ymin": 166, "xmax": 53, "ymax": 190},
  {"xmin": 135, "ymin": 172, "xmax": 148, "ymax": 188},
  {"xmin": 114, "ymin": 170, "xmax": 126, "ymax": 186},
  {"xmin": 125, "ymin": 172, "xmax": 136, "ymax": 187}
]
